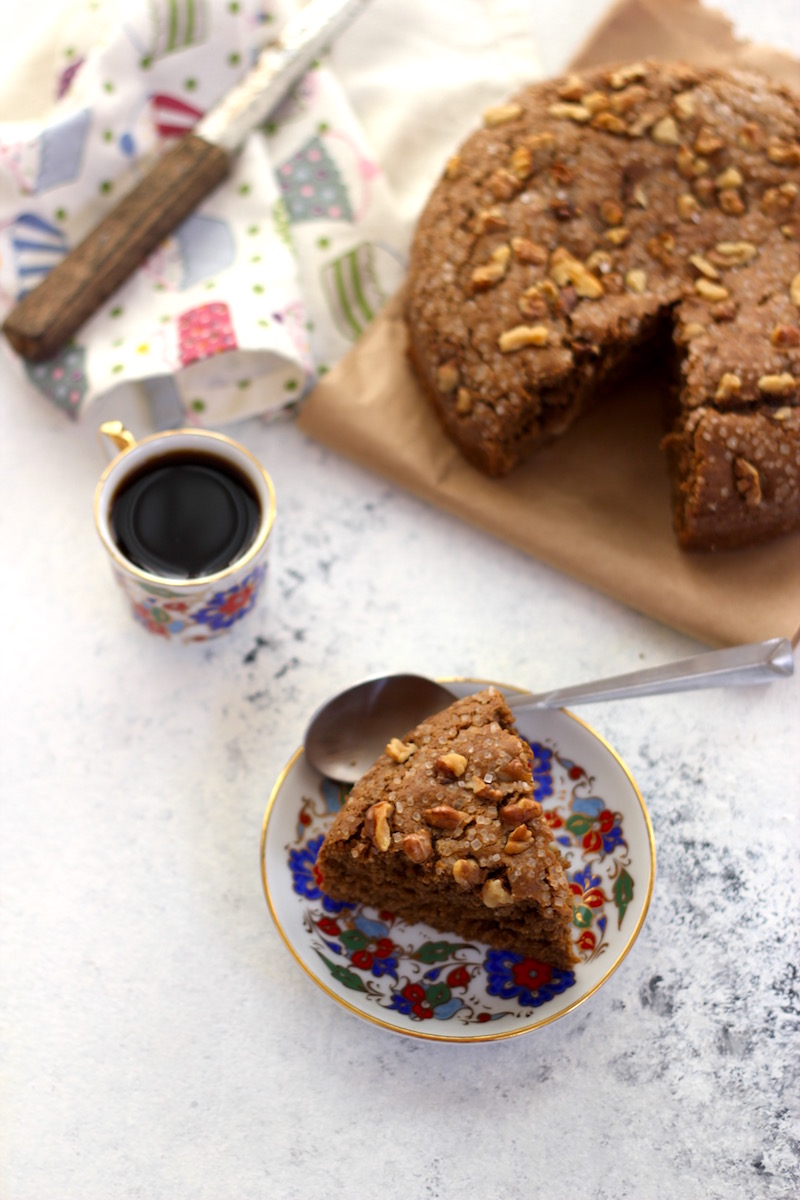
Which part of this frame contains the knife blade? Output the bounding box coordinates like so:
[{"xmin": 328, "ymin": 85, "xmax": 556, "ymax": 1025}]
[{"xmin": 2, "ymin": 0, "xmax": 371, "ymax": 363}]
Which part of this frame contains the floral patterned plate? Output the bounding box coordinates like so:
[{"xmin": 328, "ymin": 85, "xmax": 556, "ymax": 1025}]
[{"xmin": 260, "ymin": 680, "xmax": 655, "ymax": 1042}]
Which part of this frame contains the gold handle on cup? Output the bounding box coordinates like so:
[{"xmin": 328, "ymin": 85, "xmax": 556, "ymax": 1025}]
[{"xmin": 98, "ymin": 420, "xmax": 137, "ymax": 459}]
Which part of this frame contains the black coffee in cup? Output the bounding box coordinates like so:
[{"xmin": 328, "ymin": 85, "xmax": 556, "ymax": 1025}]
[{"xmin": 111, "ymin": 451, "xmax": 261, "ymax": 579}]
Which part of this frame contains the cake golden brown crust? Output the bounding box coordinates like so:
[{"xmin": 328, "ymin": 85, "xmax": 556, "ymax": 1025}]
[
  {"xmin": 404, "ymin": 60, "xmax": 800, "ymax": 551},
  {"xmin": 316, "ymin": 688, "xmax": 577, "ymax": 970}
]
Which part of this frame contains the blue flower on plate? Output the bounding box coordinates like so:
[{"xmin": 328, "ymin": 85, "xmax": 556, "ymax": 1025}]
[
  {"xmin": 601, "ymin": 823, "xmax": 625, "ymax": 854},
  {"xmin": 289, "ymin": 834, "xmax": 325, "ymax": 898},
  {"xmin": 529, "ymin": 741, "xmax": 554, "ymax": 802},
  {"xmin": 289, "ymin": 834, "xmax": 354, "ymax": 914},
  {"xmin": 571, "ymin": 865, "xmax": 602, "ymax": 892},
  {"xmin": 484, "ymin": 948, "xmax": 575, "ymax": 1008}
]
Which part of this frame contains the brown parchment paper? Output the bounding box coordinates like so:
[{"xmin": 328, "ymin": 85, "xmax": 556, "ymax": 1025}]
[{"xmin": 298, "ymin": 0, "xmax": 800, "ymax": 648}]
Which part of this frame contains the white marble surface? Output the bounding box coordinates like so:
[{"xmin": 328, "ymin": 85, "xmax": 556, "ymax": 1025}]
[{"xmin": 1, "ymin": 2, "xmax": 799, "ymax": 1198}]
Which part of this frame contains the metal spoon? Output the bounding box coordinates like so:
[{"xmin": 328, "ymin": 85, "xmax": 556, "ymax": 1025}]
[
  {"xmin": 304, "ymin": 637, "xmax": 794, "ymax": 782},
  {"xmin": 304, "ymin": 674, "xmax": 456, "ymax": 785}
]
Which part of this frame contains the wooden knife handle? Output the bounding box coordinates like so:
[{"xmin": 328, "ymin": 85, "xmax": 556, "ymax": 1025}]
[{"xmin": 2, "ymin": 133, "xmax": 231, "ymax": 363}]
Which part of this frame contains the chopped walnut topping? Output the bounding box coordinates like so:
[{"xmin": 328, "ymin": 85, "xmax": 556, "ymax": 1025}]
[
  {"xmin": 771, "ymin": 323, "xmax": 800, "ymax": 348},
  {"xmin": 548, "ymin": 101, "xmax": 592, "ymax": 123},
  {"xmin": 423, "ymin": 804, "xmax": 471, "ymax": 831},
  {"xmin": 437, "ymin": 362, "xmax": 459, "ymax": 392},
  {"xmin": 487, "ymin": 168, "xmax": 521, "ymax": 200},
  {"xmin": 646, "ymin": 231, "xmax": 675, "ymax": 263},
  {"xmin": 677, "ymin": 193, "xmax": 701, "ymax": 221},
  {"xmin": 711, "ymin": 300, "xmax": 738, "ymax": 322},
  {"xmin": 652, "ymin": 115, "xmax": 680, "ymax": 145},
  {"xmin": 760, "ymin": 183, "xmax": 798, "ymax": 215},
  {"xmin": 603, "ymin": 226, "xmax": 630, "ymax": 246},
  {"xmin": 406, "ymin": 64, "xmax": 800, "ymax": 556},
  {"xmin": 481, "ymin": 878, "xmax": 513, "ymax": 908},
  {"xmin": 579, "ymin": 90, "xmax": 607, "ymax": 112},
  {"xmin": 504, "ymin": 825, "xmax": 534, "ymax": 855},
  {"xmin": 468, "ymin": 775, "xmax": 503, "ymax": 802},
  {"xmin": 733, "ymin": 457, "xmax": 763, "ymax": 506},
  {"xmin": 557, "ymin": 74, "xmax": 586, "ymax": 102},
  {"xmin": 610, "ymin": 83, "xmax": 649, "ymax": 114},
  {"xmin": 694, "ymin": 278, "xmax": 729, "ymax": 302},
  {"xmin": 767, "ymin": 138, "xmax": 800, "ymax": 166},
  {"xmin": 364, "ymin": 801, "xmax": 394, "ymax": 852},
  {"xmin": 386, "ymin": 737, "xmax": 416, "ymax": 764},
  {"xmin": 509, "ymin": 145, "xmax": 533, "ymax": 180},
  {"xmin": 715, "ymin": 372, "xmax": 742, "ymax": 401},
  {"xmin": 483, "ymin": 101, "xmax": 523, "ymax": 127},
  {"xmin": 688, "ymin": 254, "xmax": 720, "ymax": 280},
  {"xmin": 436, "ymin": 752, "xmax": 468, "ymax": 778},
  {"xmin": 533, "ymin": 278, "xmax": 560, "ymax": 306},
  {"xmin": 738, "ymin": 122, "xmax": 764, "ymax": 151},
  {"xmin": 499, "ymin": 797, "xmax": 543, "ymax": 825},
  {"xmin": 469, "ymin": 244, "xmax": 511, "ymax": 292},
  {"xmin": 715, "ymin": 166, "xmax": 744, "ymax": 189},
  {"xmin": 549, "ymin": 247, "xmax": 605, "ymax": 296},
  {"xmin": 714, "ymin": 240, "xmax": 758, "ymax": 265},
  {"xmin": 626, "ymin": 107, "xmax": 661, "ymax": 137},
  {"xmin": 498, "ymin": 324, "xmax": 550, "ymax": 352},
  {"xmin": 525, "ymin": 131, "xmax": 557, "ymax": 154},
  {"xmin": 694, "ymin": 127, "xmax": 724, "ymax": 155},
  {"xmin": 718, "ymin": 188, "xmax": 745, "ymax": 215},
  {"xmin": 757, "ymin": 373, "xmax": 797, "ymax": 396},
  {"xmin": 511, "ymin": 236, "xmax": 547, "ymax": 264},
  {"xmin": 586, "ymin": 249, "xmax": 614, "ymax": 273},
  {"xmin": 672, "ymin": 91, "xmax": 696, "ymax": 120},
  {"xmin": 632, "ymin": 182, "xmax": 648, "ymax": 208},
  {"xmin": 453, "ymin": 858, "xmax": 482, "ymax": 888},
  {"xmin": 625, "ymin": 268, "xmax": 648, "ymax": 294},
  {"xmin": 475, "ymin": 206, "xmax": 510, "ymax": 234},
  {"xmin": 401, "ymin": 829, "xmax": 433, "ymax": 864},
  {"xmin": 599, "ymin": 199, "xmax": 624, "ymax": 226},
  {"xmin": 607, "ymin": 62, "xmax": 648, "ymax": 90},
  {"xmin": 591, "ymin": 111, "xmax": 627, "ymax": 135},
  {"xmin": 444, "ymin": 155, "xmax": 462, "ymax": 180},
  {"xmin": 496, "ymin": 755, "xmax": 531, "ymax": 782}
]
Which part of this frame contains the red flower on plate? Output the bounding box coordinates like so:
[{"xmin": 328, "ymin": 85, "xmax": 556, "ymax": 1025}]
[
  {"xmin": 511, "ymin": 958, "xmax": 553, "ymax": 993},
  {"xmin": 317, "ymin": 917, "xmax": 340, "ymax": 936}
]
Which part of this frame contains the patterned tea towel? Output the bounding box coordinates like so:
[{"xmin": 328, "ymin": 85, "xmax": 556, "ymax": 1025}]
[{"xmin": 0, "ymin": 0, "xmax": 408, "ymax": 426}]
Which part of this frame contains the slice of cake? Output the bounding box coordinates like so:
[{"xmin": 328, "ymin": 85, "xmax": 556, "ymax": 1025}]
[{"xmin": 316, "ymin": 688, "xmax": 577, "ymax": 969}]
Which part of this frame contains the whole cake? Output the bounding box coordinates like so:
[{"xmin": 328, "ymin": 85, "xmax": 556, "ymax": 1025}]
[
  {"xmin": 404, "ymin": 60, "xmax": 800, "ymax": 550},
  {"xmin": 316, "ymin": 688, "xmax": 577, "ymax": 969}
]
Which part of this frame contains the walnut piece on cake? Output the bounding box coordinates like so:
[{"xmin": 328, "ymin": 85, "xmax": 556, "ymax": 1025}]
[{"xmin": 316, "ymin": 688, "xmax": 577, "ymax": 969}]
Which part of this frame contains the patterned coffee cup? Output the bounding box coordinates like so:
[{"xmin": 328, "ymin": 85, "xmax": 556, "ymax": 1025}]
[{"xmin": 94, "ymin": 421, "xmax": 275, "ymax": 641}]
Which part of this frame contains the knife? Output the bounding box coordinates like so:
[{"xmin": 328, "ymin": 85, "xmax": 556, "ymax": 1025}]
[{"xmin": 2, "ymin": 0, "xmax": 371, "ymax": 363}]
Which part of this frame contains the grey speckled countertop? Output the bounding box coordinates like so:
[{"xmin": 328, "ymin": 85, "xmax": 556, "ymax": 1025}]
[{"xmin": 1, "ymin": 2, "xmax": 798, "ymax": 1198}]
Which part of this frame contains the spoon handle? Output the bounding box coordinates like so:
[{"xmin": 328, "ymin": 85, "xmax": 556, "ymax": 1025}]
[{"xmin": 510, "ymin": 637, "xmax": 794, "ymax": 710}]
